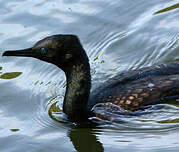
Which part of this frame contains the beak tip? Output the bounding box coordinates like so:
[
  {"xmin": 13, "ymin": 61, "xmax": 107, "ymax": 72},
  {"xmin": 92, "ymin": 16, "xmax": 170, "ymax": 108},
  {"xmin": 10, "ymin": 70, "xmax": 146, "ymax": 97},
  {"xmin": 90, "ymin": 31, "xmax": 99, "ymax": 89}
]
[
  {"xmin": 1, "ymin": 48, "xmax": 33, "ymax": 57},
  {"xmin": 2, "ymin": 51, "xmax": 12, "ymax": 57},
  {"xmin": 2, "ymin": 51, "xmax": 8, "ymax": 56}
]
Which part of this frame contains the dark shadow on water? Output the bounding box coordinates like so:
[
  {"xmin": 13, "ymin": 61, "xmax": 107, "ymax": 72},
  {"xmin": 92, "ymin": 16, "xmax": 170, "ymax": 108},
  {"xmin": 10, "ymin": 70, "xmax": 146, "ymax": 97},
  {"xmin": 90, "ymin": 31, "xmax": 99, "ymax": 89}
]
[{"xmin": 68, "ymin": 128, "xmax": 104, "ymax": 152}]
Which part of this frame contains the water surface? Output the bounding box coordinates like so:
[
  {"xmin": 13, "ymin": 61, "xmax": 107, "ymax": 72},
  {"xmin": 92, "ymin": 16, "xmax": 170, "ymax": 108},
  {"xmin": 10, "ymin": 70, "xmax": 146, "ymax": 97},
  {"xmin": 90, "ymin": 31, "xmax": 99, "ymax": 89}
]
[{"xmin": 0, "ymin": 0, "xmax": 179, "ymax": 151}]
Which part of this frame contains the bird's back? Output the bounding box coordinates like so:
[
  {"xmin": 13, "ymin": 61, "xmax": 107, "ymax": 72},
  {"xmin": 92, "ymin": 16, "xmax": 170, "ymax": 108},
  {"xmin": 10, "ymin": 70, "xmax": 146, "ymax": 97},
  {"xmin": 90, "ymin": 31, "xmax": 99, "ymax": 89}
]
[{"xmin": 89, "ymin": 62, "xmax": 179, "ymax": 120}]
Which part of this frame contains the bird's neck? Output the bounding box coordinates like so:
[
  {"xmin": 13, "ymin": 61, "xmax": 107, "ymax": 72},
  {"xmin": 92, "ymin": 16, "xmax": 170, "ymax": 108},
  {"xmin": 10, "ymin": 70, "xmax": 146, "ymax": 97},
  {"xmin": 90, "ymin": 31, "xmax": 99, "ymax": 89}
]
[{"xmin": 62, "ymin": 60, "xmax": 91, "ymax": 122}]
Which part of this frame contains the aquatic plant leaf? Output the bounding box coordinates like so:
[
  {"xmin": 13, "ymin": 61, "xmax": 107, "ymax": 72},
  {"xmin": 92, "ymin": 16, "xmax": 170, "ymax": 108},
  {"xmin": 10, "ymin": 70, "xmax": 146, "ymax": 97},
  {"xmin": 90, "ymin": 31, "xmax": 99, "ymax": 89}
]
[
  {"xmin": 10, "ymin": 129, "xmax": 20, "ymax": 132},
  {"xmin": 154, "ymin": 3, "xmax": 179, "ymax": 15},
  {"xmin": 100, "ymin": 60, "xmax": 105, "ymax": 63},
  {"xmin": 34, "ymin": 81, "xmax": 39, "ymax": 85},
  {"xmin": 157, "ymin": 118, "xmax": 179, "ymax": 124},
  {"xmin": 48, "ymin": 101, "xmax": 64, "ymax": 122},
  {"xmin": 45, "ymin": 95, "xmax": 59, "ymax": 109},
  {"xmin": 0, "ymin": 72, "xmax": 22, "ymax": 79},
  {"xmin": 49, "ymin": 101, "xmax": 62, "ymax": 113},
  {"xmin": 93, "ymin": 56, "xmax": 98, "ymax": 61},
  {"xmin": 45, "ymin": 81, "xmax": 51, "ymax": 86}
]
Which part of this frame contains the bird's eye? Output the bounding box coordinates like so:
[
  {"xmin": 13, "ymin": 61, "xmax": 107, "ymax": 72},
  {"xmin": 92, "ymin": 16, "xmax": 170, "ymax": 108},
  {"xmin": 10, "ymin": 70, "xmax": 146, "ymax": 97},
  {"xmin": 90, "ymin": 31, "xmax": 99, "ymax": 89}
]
[{"xmin": 40, "ymin": 48, "xmax": 47, "ymax": 54}]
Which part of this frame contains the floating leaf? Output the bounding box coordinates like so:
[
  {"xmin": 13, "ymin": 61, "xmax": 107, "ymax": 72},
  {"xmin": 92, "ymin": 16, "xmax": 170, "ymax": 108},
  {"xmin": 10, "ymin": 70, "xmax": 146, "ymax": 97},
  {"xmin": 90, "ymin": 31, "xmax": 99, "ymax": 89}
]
[
  {"xmin": 10, "ymin": 129, "xmax": 20, "ymax": 132},
  {"xmin": 49, "ymin": 101, "xmax": 62, "ymax": 113},
  {"xmin": 48, "ymin": 101, "xmax": 63, "ymax": 122},
  {"xmin": 100, "ymin": 60, "xmax": 105, "ymax": 63},
  {"xmin": 157, "ymin": 118, "xmax": 179, "ymax": 124},
  {"xmin": 92, "ymin": 69, "xmax": 96, "ymax": 75},
  {"xmin": 34, "ymin": 80, "xmax": 39, "ymax": 85},
  {"xmin": 154, "ymin": 3, "xmax": 179, "ymax": 15},
  {"xmin": 0, "ymin": 72, "xmax": 22, "ymax": 79},
  {"xmin": 0, "ymin": 67, "xmax": 2, "ymax": 70},
  {"xmin": 46, "ymin": 95, "xmax": 59, "ymax": 109},
  {"xmin": 45, "ymin": 81, "xmax": 51, "ymax": 86},
  {"xmin": 93, "ymin": 56, "xmax": 98, "ymax": 61},
  {"xmin": 63, "ymin": 82, "xmax": 67, "ymax": 88}
]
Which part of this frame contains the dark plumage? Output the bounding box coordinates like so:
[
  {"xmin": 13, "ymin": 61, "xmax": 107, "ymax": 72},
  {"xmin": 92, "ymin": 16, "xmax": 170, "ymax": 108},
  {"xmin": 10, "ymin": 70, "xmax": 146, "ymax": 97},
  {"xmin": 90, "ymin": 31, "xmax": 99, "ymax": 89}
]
[{"xmin": 3, "ymin": 34, "xmax": 179, "ymax": 122}]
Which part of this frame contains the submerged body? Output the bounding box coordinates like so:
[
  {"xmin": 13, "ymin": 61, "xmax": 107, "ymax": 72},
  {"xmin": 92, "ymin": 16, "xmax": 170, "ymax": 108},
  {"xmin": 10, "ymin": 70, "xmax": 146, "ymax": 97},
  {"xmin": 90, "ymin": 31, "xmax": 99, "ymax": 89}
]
[{"xmin": 2, "ymin": 34, "xmax": 179, "ymax": 122}]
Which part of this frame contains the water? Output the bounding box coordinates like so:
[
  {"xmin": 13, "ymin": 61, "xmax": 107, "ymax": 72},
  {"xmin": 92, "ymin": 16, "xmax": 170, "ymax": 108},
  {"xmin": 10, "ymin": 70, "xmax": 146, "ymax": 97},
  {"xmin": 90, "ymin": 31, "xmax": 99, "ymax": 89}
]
[{"xmin": 0, "ymin": 0, "xmax": 179, "ymax": 151}]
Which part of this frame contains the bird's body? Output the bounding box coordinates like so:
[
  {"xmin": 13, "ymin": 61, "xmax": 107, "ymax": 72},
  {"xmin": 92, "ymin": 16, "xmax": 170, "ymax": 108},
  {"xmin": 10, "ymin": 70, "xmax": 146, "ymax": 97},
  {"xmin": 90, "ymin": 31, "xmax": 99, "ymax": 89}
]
[
  {"xmin": 89, "ymin": 62, "xmax": 179, "ymax": 121},
  {"xmin": 3, "ymin": 34, "xmax": 179, "ymax": 123}
]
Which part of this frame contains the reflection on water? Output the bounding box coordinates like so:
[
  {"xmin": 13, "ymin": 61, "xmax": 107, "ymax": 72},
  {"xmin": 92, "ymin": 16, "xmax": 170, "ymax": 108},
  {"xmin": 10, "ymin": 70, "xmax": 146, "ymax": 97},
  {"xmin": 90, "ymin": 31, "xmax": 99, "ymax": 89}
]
[
  {"xmin": 69, "ymin": 128, "xmax": 104, "ymax": 152},
  {"xmin": 0, "ymin": 0, "xmax": 179, "ymax": 152}
]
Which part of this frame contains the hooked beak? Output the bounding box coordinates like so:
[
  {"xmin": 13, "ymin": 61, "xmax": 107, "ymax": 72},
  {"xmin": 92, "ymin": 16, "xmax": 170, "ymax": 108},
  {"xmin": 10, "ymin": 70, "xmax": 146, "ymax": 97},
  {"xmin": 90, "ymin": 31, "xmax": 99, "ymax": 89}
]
[{"xmin": 2, "ymin": 48, "xmax": 34, "ymax": 57}]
